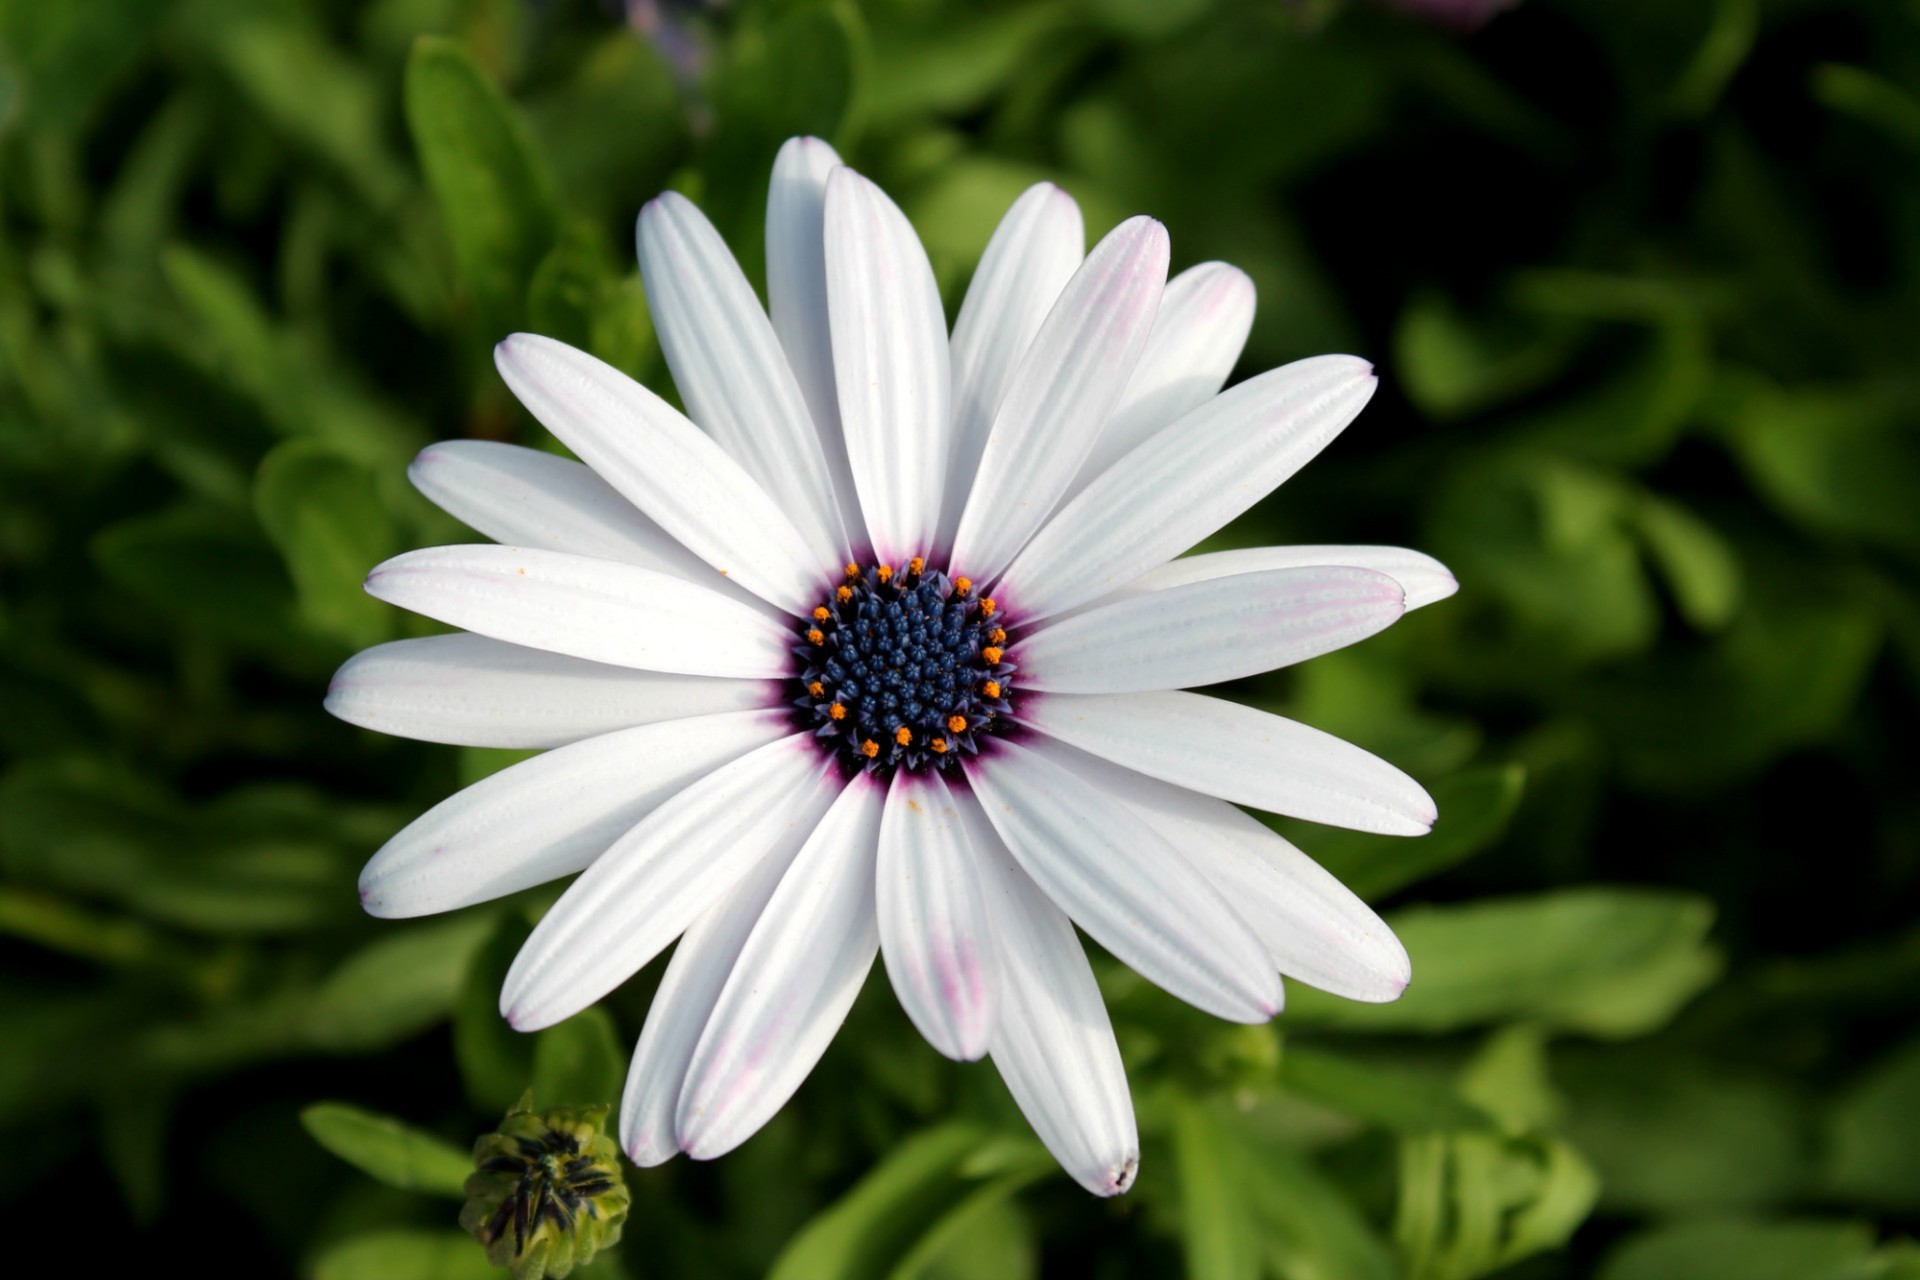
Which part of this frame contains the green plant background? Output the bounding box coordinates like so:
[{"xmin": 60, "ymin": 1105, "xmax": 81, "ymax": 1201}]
[{"xmin": 3, "ymin": 0, "xmax": 1917, "ymax": 1276}]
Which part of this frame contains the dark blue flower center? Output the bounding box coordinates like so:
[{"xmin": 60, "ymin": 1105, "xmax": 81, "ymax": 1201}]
[{"xmin": 791, "ymin": 559, "xmax": 1015, "ymax": 775}]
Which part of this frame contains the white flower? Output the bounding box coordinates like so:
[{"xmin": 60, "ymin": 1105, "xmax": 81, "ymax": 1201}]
[{"xmin": 327, "ymin": 137, "xmax": 1455, "ymax": 1197}]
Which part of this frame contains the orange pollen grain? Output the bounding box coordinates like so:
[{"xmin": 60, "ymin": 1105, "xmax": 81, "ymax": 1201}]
[
  {"xmin": 954, "ymin": 577, "xmax": 972, "ymax": 596},
  {"xmin": 859, "ymin": 739, "xmax": 880, "ymax": 759},
  {"xmin": 981, "ymin": 645, "xmax": 1003, "ymax": 665},
  {"xmin": 894, "ymin": 726, "xmax": 913, "ymax": 746},
  {"xmin": 982, "ymin": 680, "xmax": 1002, "ymax": 699},
  {"xmin": 807, "ymin": 628, "xmax": 824, "ymax": 645},
  {"xmin": 808, "ymin": 681, "xmax": 825, "ymax": 698},
  {"xmin": 978, "ymin": 597, "xmax": 997, "ymax": 618},
  {"xmin": 844, "ymin": 562, "xmax": 860, "ymax": 578},
  {"xmin": 836, "ymin": 585, "xmax": 853, "ymax": 603},
  {"xmin": 931, "ymin": 738, "xmax": 948, "ymax": 754},
  {"xmin": 876, "ymin": 564, "xmax": 893, "ymax": 583},
  {"xmin": 908, "ymin": 556, "xmax": 925, "ymax": 575},
  {"xmin": 812, "ymin": 606, "xmax": 830, "ymax": 622},
  {"xmin": 947, "ymin": 714, "xmax": 968, "ymax": 734},
  {"xmin": 829, "ymin": 703, "xmax": 847, "ymax": 721},
  {"xmin": 988, "ymin": 628, "xmax": 1006, "ymax": 645}
]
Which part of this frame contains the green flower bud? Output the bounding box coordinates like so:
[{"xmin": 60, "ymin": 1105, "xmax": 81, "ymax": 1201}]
[{"xmin": 459, "ymin": 1092, "xmax": 629, "ymax": 1280}]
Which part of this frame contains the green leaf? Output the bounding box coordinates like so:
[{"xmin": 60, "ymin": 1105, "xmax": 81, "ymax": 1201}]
[
  {"xmin": 254, "ymin": 440, "xmax": 399, "ymax": 649},
  {"xmin": 91, "ymin": 503, "xmax": 305, "ymax": 652},
  {"xmin": 1297, "ymin": 764, "xmax": 1525, "ymax": 902},
  {"xmin": 313, "ymin": 1229, "xmax": 500, "ymax": 1280},
  {"xmin": 1825, "ymin": 1035, "xmax": 1920, "ymax": 1209},
  {"xmin": 1631, "ymin": 493, "xmax": 1742, "ymax": 631},
  {"xmin": 1559, "ymin": 1049, "xmax": 1807, "ymax": 1214},
  {"xmin": 1393, "ymin": 290, "xmax": 1576, "ymax": 420},
  {"xmin": 300, "ymin": 1102, "xmax": 472, "ymax": 1197},
  {"xmin": 1280, "ymin": 1046, "xmax": 1495, "ymax": 1133},
  {"xmin": 1242, "ymin": 1142, "xmax": 1398, "ymax": 1280},
  {"xmin": 1284, "ymin": 889, "xmax": 1722, "ymax": 1038},
  {"xmin": 306, "ymin": 915, "xmax": 496, "ymax": 1053},
  {"xmin": 455, "ymin": 913, "xmax": 537, "ymax": 1111},
  {"xmin": 1395, "ymin": 1129, "xmax": 1599, "ymax": 1280},
  {"xmin": 865, "ymin": 3, "xmax": 1070, "ymax": 120},
  {"xmin": 1597, "ymin": 1219, "xmax": 1880, "ymax": 1280},
  {"xmin": 0, "ymin": 0, "xmax": 164, "ymax": 135},
  {"xmin": 532, "ymin": 1007, "xmax": 625, "ymax": 1109},
  {"xmin": 769, "ymin": 1125, "xmax": 1051, "ymax": 1280},
  {"xmin": 405, "ymin": 36, "xmax": 560, "ymax": 329},
  {"xmin": 1171, "ymin": 1095, "xmax": 1261, "ymax": 1280}
]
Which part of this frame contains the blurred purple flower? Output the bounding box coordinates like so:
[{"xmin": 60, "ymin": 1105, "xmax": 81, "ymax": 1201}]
[{"xmin": 1381, "ymin": 0, "xmax": 1519, "ymax": 28}]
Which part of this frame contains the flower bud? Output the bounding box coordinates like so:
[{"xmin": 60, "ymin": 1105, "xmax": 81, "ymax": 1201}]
[{"xmin": 459, "ymin": 1092, "xmax": 629, "ymax": 1279}]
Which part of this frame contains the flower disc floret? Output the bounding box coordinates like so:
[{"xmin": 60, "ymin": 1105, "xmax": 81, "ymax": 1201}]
[{"xmin": 793, "ymin": 560, "xmax": 1014, "ymax": 774}]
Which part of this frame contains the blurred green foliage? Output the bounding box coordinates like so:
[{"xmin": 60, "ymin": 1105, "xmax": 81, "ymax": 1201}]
[{"xmin": 2, "ymin": 0, "xmax": 1918, "ymax": 1275}]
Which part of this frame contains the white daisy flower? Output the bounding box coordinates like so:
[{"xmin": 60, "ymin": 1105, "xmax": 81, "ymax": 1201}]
[{"xmin": 327, "ymin": 137, "xmax": 1455, "ymax": 1197}]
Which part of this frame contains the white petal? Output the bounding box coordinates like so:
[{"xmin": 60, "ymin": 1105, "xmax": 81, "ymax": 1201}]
[
  {"xmin": 1023, "ymin": 690, "xmax": 1436, "ymax": 836},
  {"xmin": 1047, "ymin": 743, "xmax": 1410, "ymax": 1002},
  {"xmin": 959, "ymin": 794, "xmax": 1137, "ymax": 1197},
  {"xmin": 937, "ymin": 183, "xmax": 1085, "ymax": 550},
  {"xmin": 357, "ymin": 709, "xmax": 791, "ymax": 919},
  {"xmin": 494, "ymin": 334, "xmax": 825, "ymax": 616},
  {"xmin": 1068, "ymin": 262, "xmax": 1256, "ymax": 498},
  {"xmin": 364, "ymin": 545, "xmax": 792, "ymax": 678},
  {"xmin": 766, "ymin": 137, "xmax": 863, "ymax": 539},
  {"xmin": 325, "ymin": 633, "xmax": 776, "ymax": 749},
  {"xmin": 621, "ymin": 797, "xmax": 816, "ymax": 1166},
  {"xmin": 501, "ymin": 735, "xmax": 840, "ymax": 1030},
  {"xmin": 407, "ymin": 441, "xmax": 771, "ymax": 614},
  {"xmin": 966, "ymin": 739, "xmax": 1280, "ymax": 1022},
  {"xmin": 1126, "ymin": 545, "xmax": 1459, "ymax": 612},
  {"xmin": 677, "ymin": 774, "xmax": 885, "ymax": 1159},
  {"xmin": 638, "ymin": 191, "xmax": 850, "ymax": 561},
  {"xmin": 949, "ymin": 217, "xmax": 1169, "ymax": 585},
  {"xmin": 876, "ymin": 770, "xmax": 999, "ymax": 1061},
  {"xmin": 999, "ymin": 355, "xmax": 1378, "ymax": 622},
  {"xmin": 824, "ymin": 167, "xmax": 951, "ymax": 564},
  {"xmin": 1016, "ymin": 566, "xmax": 1405, "ymax": 695}
]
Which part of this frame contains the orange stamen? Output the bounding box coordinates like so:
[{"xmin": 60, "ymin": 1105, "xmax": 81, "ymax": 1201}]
[
  {"xmin": 808, "ymin": 681, "xmax": 825, "ymax": 698},
  {"xmin": 982, "ymin": 680, "xmax": 1002, "ymax": 699},
  {"xmin": 859, "ymin": 739, "xmax": 880, "ymax": 759},
  {"xmin": 947, "ymin": 714, "xmax": 968, "ymax": 734},
  {"xmin": 844, "ymin": 562, "xmax": 861, "ymax": 578},
  {"xmin": 954, "ymin": 577, "xmax": 972, "ymax": 596},
  {"xmin": 981, "ymin": 645, "xmax": 1003, "ymax": 665},
  {"xmin": 930, "ymin": 737, "xmax": 948, "ymax": 754},
  {"xmin": 988, "ymin": 628, "xmax": 1007, "ymax": 645},
  {"xmin": 812, "ymin": 606, "xmax": 830, "ymax": 622},
  {"xmin": 894, "ymin": 726, "xmax": 912, "ymax": 746},
  {"xmin": 978, "ymin": 597, "xmax": 997, "ymax": 618},
  {"xmin": 876, "ymin": 564, "xmax": 893, "ymax": 584},
  {"xmin": 836, "ymin": 585, "xmax": 853, "ymax": 604},
  {"xmin": 829, "ymin": 703, "xmax": 847, "ymax": 721},
  {"xmin": 807, "ymin": 628, "xmax": 825, "ymax": 645},
  {"xmin": 907, "ymin": 556, "xmax": 925, "ymax": 575}
]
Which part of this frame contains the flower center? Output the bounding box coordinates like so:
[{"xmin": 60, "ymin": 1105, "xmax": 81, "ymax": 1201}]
[{"xmin": 792, "ymin": 558, "xmax": 1014, "ymax": 774}]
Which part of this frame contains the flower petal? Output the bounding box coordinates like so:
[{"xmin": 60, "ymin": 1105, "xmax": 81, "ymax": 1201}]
[
  {"xmin": 1126, "ymin": 544, "xmax": 1459, "ymax": 612},
  {"xmin": 966, "ymin": 738, "xmax": 1281, "ymax": 1022},
  {"xmin": 406, "ymin": 441, "xmax": 771, "ymax": 613},
  {"xmin": 494, "ymin": 334, "xmax": 824, "ymax": 616},
  {"xmin": 1016, "ymin": 566, "xmax": 1405, "ymax": 694},
  {"xmin": 824, "ymin": 167, "xmax": 951, "ymax": 564},
  {"xmin": 1068, "ymin": 262, "xmax": 1255, "ymax": 498},
  {"xmin": 999, "ymin": 355, "xmax": 1378, "ymax": 622},
  {"xmin": 325, "ymin": 633, "xmax": 776, "ymax": 749},
  {"xmin": 621, "ymin": 800, "xmax": 816, "ymax": 1166},
  {"xmin": 364, "ymin": 545, "xmax": 792, "ymax": 678},
  {"xmin": 959, "ymin": 793, "xmax": 1138, "ymax": 1197},
  {"xmin": 677, "ymin": 774, "xmax": 886, "ymax": 1159},
  {"xmin": 1047, "ymin": 742, "xmax": 1410, "ymax": 1001},
  {"xmin": 1023, "ymin": 690, "xmax": 1436, "ymax": 836},
  {"xmin": 357, "ymin": 708, "xmax": 791, "ymax": 919},
  {"xmin": 501, "ymin": 735, "xmax": 840, "ymax": 1030},
  {"xmin": 949, "ymin": 217, "xmax": 1169, "ymax": 584},
  {"xmin": 876, "ymin": 770, "xmax": 999, "ymax": 1061},
  {"xmin": 766, "ymin": 136, "xmax": 863, "ymax": 537},
  {"xmin": 638, "ymin": 190, "xmax": 851, "ymax": 561},
  {"xmin": 937, "ymin": 183, "xmax": 1084, "ymax": 550}
]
